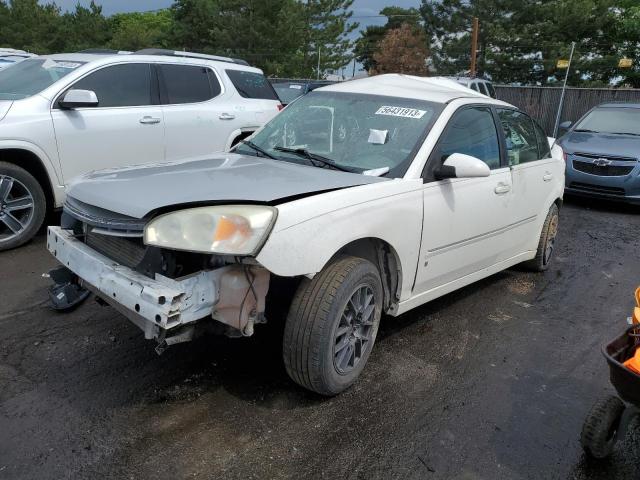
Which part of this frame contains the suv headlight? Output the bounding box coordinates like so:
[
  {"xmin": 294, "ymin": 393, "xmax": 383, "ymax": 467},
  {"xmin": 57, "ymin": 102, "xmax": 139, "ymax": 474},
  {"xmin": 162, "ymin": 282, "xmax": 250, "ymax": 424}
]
[{"xmin": 144, "ymin": 205, "xmax": 277, "ymax": 255}]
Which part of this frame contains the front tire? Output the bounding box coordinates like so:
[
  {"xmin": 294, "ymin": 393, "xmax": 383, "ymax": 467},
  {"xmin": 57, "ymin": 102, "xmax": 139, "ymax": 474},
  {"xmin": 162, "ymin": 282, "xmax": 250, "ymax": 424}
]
[
  {"xmin": 524, "ymin": 203, "xmax": 559, "ymax": 271},
  {"xmin": 0, "ymin": 162, "xmax": 46, "ymax": 251},
  {"xmin": 283, "ymin": 256, "xmax": 383, "ymax": 396}
]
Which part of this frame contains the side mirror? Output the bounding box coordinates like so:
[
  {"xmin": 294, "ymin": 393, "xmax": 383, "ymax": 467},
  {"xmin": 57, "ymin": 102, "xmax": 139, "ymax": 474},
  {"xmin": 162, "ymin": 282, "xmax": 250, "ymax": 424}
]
[
  {"xmin": 558, "ymin": 120, "xmax": 572, "ymax": 133},
  {"xmin": 58, "ymin": 89, "xmax": 98, "ymax": 109},
  {"xmin": 434, "ymin": 153, "xmax": 491, "ymax": 179}
]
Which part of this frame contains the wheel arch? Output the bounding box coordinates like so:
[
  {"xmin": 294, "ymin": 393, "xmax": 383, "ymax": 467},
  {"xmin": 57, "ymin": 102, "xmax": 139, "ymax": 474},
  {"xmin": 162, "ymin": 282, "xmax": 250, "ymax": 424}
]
[
  {"xmin": 326, "ymin": 237, "xmax": 402, "ymax": 314},
  {"xmin": 0, "ymin": 148, "xmax": 55, "ymax": 210}
]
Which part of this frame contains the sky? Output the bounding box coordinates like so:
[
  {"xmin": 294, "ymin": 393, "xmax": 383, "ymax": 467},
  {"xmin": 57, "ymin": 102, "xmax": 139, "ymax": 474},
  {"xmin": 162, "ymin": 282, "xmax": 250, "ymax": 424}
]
[{"xmin": 42, "ymin": 0, "xmax": 421, "ymax": 33}]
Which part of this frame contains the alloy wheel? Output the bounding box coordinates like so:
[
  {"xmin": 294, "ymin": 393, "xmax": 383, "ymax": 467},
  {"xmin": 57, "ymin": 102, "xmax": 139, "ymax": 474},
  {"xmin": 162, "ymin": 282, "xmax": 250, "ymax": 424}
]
[
  {"xmin": 0, "ymin": 174, "xmax": 35, "ymax": 243},
  {"xmin": 544, "ymin": 213, "xmax": 559, "ymax": 264},
  {"xmin": 333, "ymin": 285, "xmax": 376, "ymax": 375}
]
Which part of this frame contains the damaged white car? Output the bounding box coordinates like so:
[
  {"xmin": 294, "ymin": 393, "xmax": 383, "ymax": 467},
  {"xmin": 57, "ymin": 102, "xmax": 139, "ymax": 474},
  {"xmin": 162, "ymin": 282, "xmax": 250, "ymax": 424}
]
[{"xmin": 47, "ymin": 74, "xmax": 565, "ymax": 395}]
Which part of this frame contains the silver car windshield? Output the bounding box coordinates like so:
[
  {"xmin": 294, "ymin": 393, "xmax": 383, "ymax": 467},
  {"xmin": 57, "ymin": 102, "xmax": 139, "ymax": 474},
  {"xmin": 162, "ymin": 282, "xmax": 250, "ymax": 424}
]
[
  {"xmin": 0, "ymin": 58, "xmax": 86, "ymax": 100},
  {"xmin": 575, "ymin": 107, "xmax": 640, "ymax": 136},
  {"xmin": 235, "ymin": 91, "xmax": 442, "ymax": 177}
]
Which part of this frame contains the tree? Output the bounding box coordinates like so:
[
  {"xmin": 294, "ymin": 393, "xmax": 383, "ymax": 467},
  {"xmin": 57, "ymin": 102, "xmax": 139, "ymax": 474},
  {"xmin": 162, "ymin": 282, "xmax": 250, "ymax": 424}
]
[
  {"xmin": 60, "ymin": 2, "xmax": 111, "ymax": 52},
  {"xmin": 109, "ymin": 10, "xmax": 173, "ymax": 51},
  {"xmin": 354, "ymin": 6, "xmax": 421, "ymax": 73},
  {"xmin": 0, "ymin": 0, "xmax": 65, "ymax": 53},
  {"xmin": 171, "ymin": 0, "xmax": 357, "ymax": 78},
  {"xmin": 372, "ymin": 23, "xmax": 429, "ymax": 76},
  {"xmin": 420, "ymin": 0, "xmax": 636, "ymax": 87}
]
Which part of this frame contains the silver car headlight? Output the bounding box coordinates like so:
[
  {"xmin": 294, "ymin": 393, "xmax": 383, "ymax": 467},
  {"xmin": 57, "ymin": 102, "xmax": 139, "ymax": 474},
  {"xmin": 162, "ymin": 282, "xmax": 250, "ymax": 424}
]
[{"xmin": 144, "ymin": 205, "xmax": 277, "ymax": 255}]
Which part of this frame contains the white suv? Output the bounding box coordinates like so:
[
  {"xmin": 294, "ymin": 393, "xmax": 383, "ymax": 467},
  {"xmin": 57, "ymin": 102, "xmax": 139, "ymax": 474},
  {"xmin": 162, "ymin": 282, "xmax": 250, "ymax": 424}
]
[{"xmin": 0, "ymin": 49, "xmax": 282, "ymax": 250}]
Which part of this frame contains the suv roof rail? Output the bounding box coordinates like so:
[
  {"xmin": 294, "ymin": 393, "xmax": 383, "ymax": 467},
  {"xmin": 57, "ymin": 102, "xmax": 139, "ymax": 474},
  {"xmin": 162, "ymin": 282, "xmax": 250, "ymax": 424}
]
[
  {"xmin": 77, "ymin": 48, "xmax": 131, "ymax": 55},
  {"xmin": 133, "ymin": 49, "xmax": 249, "ymax": 66}
]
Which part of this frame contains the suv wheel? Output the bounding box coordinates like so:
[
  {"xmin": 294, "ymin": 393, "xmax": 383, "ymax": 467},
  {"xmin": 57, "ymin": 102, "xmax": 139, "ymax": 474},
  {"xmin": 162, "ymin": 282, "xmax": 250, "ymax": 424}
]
[
  {"xmin": 0, "ymin": 162, "xmax": 46, "ymax": 251},
  {"xmin": 283, "ymin": 256, "xmax": 383, "ymax": 396}
]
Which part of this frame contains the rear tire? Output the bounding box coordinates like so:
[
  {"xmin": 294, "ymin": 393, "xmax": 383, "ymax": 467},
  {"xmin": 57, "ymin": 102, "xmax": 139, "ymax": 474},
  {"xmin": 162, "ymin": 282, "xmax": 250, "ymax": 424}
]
[
  {"xmin": 524, "ymin": 203, "xmax": 559, "ymax": 271},
  {"xmin": 0, "ymin": 162, "xmax": 46, "ymax": 251},
  {"xmin": 283, "ymin": 256, "xmax": 383, "ymax": 396},
  {"xmin": 581, "ymin": 395, "xmax": 625, "ymax": 459}
]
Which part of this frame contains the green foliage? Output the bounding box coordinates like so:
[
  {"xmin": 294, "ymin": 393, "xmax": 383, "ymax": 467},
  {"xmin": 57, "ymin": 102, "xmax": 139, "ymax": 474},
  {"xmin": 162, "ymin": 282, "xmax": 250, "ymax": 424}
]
[
  {"xmin": 419, "ymin": 0, "xmax": 640, "ymax": 87},
  {"xmin": 109, "ymin": 10, "xmax": 173, "ymax": 51},
  {"xmin": 0, "ymin": 0, "xmax": 357, "ymax": 78},
  {"xmin": 354, "ymin": 7, "xmax": 421, "ymax": 73}
]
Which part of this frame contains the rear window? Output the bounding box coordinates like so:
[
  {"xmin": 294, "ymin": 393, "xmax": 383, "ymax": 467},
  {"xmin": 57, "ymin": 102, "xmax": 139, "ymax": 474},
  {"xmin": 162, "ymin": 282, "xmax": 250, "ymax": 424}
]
[
  {"xmin": 158, "ymin": 64, "xmax": 221, "ymax": 104},
  {"xmin": 273, "ymin": 83, "xmax": 305, "ymax": 104},
  {"xmin": 226, "ymin": 69, "xmax": 278, "ymax": 100}
]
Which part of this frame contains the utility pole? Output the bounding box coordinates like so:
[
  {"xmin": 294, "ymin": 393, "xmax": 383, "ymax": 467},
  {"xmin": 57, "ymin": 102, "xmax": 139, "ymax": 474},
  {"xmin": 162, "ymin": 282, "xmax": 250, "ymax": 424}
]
[
  {"xmin": 470, "ymin": 17, "xmax": 479, "ymax": 78},
  {"xmin": 317, "ymin": 46, "xmax": 321, "ymax": 80},
  {"xmin": 553, "ymin": 41, "xmax": 576, "ymax": 137}
]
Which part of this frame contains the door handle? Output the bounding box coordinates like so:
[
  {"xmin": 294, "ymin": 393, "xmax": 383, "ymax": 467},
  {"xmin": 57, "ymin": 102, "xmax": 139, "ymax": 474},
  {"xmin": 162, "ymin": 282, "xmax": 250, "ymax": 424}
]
[
  {"xmin": 219, "ymin": 113, "xmax": 235, "ymax": 120},
  {"xmin": 543, "ymin": 172, "xmax": 553, "ymax": 182},
  {"xmin": 139, "ymin": 116, "xmax": 161, "ymax": 124},
  {"xmin": 494, "ymin": 182, "xmax": 511, "ymax": 194}
]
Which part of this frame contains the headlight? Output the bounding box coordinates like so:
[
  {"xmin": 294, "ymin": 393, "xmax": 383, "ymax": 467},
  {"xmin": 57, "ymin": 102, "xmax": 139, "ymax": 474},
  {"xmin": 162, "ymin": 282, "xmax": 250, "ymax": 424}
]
[{"xmin": 144, "ymin": 205, "xmax": 277, "ymax": 255}]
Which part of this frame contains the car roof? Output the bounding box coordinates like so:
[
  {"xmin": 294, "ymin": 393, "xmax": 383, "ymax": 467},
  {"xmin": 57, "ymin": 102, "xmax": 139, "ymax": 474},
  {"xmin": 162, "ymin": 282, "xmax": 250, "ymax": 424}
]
[
  {"xmin": 596, "ymin": 102, "xmax": 640, "ymax": 109},
  {"xmin": 319, "ymin": 74, "xmax": 506, "ymax": 105}
]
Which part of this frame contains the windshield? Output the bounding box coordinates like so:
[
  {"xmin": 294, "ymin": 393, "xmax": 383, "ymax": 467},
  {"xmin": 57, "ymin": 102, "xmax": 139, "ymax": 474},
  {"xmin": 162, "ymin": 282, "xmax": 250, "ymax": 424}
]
[
  {"xmin": 575, "ymin": 107, "xmax": 640, "ymax": 136},
  {"xmin": 0, "ymin": 58, "xmax": 85, "ymax": 100},
  {"xmin": 273, "ymin": 83, "xmax": 305, "ymax": 104},
  {"xmin": 234, "ymin": 91, "xmax": 441, "ymax": 177}
]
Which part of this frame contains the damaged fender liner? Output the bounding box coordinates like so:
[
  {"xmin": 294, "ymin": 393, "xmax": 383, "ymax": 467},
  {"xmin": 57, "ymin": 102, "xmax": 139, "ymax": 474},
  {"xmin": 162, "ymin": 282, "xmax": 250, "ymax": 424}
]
[{"xmin": 47, "ymin": 227, "xmax": 268, "ymax": 340}]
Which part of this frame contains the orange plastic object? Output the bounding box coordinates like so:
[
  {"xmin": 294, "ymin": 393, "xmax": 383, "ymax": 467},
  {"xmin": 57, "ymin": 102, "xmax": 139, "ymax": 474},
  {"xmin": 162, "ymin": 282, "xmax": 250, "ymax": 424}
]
[
  {"xmin": 636, "ymin": 287, "xmax": 640, "ymax": 307},
  {"xmin": 624, "ymin": 348, "xmax": 640, "ymax": 374},
  {"xmin": 634, "ymin": 307, "xmax": 640, "ymax": 325}
]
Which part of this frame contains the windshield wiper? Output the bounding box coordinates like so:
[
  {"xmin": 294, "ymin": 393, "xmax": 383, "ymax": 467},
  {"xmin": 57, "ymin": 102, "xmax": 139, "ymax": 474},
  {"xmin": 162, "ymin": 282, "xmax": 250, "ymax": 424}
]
[
  {"xmin": 273, "ymin": 146, "xmax": 358, "ymax": 172},
  {"xmin": 609, "ymin": 131, "xmax": 640, "ymax": 137},
  {"xmin": 573, "ymin": 128, "xmax": 599, "ymax": 133},
  {"xmin": 240, "ymin": 140, "xmax": 277, "ymax": 159}
]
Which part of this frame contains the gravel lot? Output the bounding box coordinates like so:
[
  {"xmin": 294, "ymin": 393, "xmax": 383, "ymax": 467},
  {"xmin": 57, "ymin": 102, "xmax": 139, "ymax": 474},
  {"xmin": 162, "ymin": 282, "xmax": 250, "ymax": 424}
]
[{"xmin": 1, "ymin": 197, "xmax": 639, "ymax": 480}]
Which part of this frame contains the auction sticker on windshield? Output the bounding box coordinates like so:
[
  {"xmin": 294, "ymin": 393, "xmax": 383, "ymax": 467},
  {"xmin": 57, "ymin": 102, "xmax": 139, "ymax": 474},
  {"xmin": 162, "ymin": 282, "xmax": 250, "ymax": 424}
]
[{"xmin": 375, "ymin": 106, "xmax": 427, "ymax": 119}]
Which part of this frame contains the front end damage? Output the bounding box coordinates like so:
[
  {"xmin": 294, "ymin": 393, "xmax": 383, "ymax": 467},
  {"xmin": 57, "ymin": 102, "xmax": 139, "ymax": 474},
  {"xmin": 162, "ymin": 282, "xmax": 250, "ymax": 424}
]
[{"xmin": 47, "ymin": 225, "xmax": 270, "ymax": 352}]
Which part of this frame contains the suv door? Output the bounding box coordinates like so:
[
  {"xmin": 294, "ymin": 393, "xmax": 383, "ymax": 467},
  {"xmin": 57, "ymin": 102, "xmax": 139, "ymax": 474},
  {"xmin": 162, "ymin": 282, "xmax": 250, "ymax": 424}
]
[
  {"xmin": 51, "ymin": 63, "xmax": 164, "ymax": 183},
  {"xmin": 496, "ymin": 108, "xmax": 559, "ymax": 252},
  {"xmin": 413, "ymin": 105, "xmax": 517, "ymax": 296},
  {"xmin": 157, "ymin": 63, "xmax": 232, "ymax": 160}
]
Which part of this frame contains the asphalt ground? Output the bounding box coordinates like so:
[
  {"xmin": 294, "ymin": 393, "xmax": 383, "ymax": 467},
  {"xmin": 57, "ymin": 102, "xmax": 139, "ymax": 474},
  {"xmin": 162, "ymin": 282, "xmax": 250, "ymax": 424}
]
[{"xmin": 1, "ymin": 197, "xmax": 639, "ymax": 479}]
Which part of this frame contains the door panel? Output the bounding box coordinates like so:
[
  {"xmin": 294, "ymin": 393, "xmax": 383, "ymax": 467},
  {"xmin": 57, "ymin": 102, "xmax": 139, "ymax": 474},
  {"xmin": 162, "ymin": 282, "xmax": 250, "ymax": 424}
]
[
  {"xmin": 158, "ymin": 64, "xmax": 234, "ymax": 160},
  {"xmin": 497, "ymin": 109, "xmax": 558, "ymax": 252},
  {"xmin": 414, "ymin": 105, "xmax": 518, "ymax": 295},
  {"xmin": 414, "ymin": 170, "xmax": 516, "ymax": 293},
  {"xmin": 51, "ymin": 63, "xmax": 164, "ymax": 184}
]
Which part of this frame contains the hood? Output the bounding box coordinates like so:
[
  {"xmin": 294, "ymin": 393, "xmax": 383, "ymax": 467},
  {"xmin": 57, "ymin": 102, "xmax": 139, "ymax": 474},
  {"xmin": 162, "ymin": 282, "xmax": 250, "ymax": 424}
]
[
  {"xmin": 67, "ymin": 153, "xmax": 387, "ymax": 219},
  {"xmin": 0, "ymin": 100, "xmax": 13, "ymax": 121},
  {"xmin": 559, "ymin": 131, "xmax": 640, "ymax": 159}
]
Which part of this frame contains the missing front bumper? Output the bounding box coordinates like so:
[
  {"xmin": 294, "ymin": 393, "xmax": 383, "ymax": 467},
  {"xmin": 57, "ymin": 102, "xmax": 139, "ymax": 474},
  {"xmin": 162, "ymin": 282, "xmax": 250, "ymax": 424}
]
[{"xmin": 47, "ymin": 227, "xmax": 269, "ymax": 341}]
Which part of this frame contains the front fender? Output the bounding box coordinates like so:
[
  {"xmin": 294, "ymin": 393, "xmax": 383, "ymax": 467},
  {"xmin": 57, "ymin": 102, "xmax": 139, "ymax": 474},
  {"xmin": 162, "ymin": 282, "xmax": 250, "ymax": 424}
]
[
  {"xmin": 256, "ymin": 180, "xmax": 424, "ymax": 302},
  {"xmin": 0, "ymin": 140, "xmax": 65, "ymax": 207}
]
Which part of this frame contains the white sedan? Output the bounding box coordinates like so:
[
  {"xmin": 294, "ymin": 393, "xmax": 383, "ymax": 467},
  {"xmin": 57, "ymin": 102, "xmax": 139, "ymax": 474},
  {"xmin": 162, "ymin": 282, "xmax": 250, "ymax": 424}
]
[{"xmin": 47, "ymin": 74, "xmax": 564, "ymax": 395}]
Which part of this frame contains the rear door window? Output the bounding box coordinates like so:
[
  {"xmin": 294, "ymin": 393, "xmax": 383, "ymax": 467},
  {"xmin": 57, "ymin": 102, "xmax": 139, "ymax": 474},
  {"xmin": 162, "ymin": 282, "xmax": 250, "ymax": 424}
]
[
  {"xmin": 157, "ymin": 64, "xmax": 221, "ymax": 104},
  {"xmin": 534, "ymin": 121, "xmax": 552, "ymax": 159},
  {"xmin": 70, "ymin": 63, "xmax": 152, "ymax": 108},
  {"xmin": 497, "ymin": 109, "xmax": 541, "ymax": 165},
  {"xmin": 225, "ymin": 69, "xmax": 278, "ymax": 100},
  {"xmin": 478, "ymin": 82, "xmax": 489, "ymax": 96}
]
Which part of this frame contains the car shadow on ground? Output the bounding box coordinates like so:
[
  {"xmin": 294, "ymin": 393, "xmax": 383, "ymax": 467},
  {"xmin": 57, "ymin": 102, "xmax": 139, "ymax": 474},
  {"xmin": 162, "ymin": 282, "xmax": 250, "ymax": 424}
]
[{"xmin": 564, "ymin": 194, "xmax": 640, "ymax": 215}]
